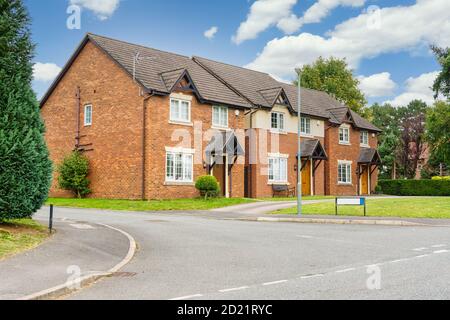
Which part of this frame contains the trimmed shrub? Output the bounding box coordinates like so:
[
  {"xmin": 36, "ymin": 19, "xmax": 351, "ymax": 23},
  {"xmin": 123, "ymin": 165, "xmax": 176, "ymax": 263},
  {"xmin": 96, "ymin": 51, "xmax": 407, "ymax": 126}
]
[
  {"xmin": 432, "ymin": 176, "xmax": 450, "ymax": 181},
  {"xmin": 57, "ymin": 151, "xmax": 91, "ymax": 198},
  {"xmin": 195, "ymin": 176, "xmax": 220, "ymax": 199},
  {"xmin": 377, "ymin": 179, "xmax": 450, "ymax": 196}
]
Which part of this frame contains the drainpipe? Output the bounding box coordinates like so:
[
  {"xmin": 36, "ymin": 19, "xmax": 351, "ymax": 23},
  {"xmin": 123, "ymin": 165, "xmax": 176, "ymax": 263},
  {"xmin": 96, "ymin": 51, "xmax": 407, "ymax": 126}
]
[
  {"xmin": 247, "ymin": 107, "xmax": 259, "ymax": 198},
  {"xmin": 141, "ymin": 90, "xmax": 155, "ymax": 200},
  {"xmin": 75, "ymin": 87, "xmax": 81, "ymax": 150}
]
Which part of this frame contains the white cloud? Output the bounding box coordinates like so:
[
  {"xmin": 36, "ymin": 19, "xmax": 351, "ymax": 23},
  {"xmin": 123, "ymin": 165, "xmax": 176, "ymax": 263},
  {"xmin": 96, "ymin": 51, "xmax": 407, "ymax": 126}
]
[
  {"xmin": 385, "ymin": 71, "xmax": 439, "ymax": 107},
  {"xmin": 246, "ymin": 0, "xmax": 450, "ymax": 79},
  {"xmin": 33, "ymin": 63, "xmax": 62, "ymax": 82},
  {"xmin": 70, "ymin": 0, "xmax": 120, "ymax": 20},
  {"xmin": 233, "ymin": 0, "xmax": 297, "ymax": 44},
  {"xmin": 358, "ymin": 72, "xmax": 396, "ymax": 98},
  {"xmin": 204, "ymin": 26, "xmax": 219, "ymax": 40},
  {"xmin": 233, "ymin": 0, "xmax": 367, "ymax": 44}
]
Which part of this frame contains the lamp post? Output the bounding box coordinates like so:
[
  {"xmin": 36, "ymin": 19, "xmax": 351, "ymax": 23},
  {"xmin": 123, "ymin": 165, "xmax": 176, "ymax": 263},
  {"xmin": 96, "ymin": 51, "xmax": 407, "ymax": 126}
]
[{"xmin": 296, "ymin": 68, "xmax": 302, "ymax": 216}]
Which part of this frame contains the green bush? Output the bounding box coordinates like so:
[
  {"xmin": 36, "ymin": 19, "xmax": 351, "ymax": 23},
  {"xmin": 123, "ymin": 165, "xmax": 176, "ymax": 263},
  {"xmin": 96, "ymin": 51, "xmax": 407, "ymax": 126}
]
[
  {"xmin": 57, "ymin": 151, "xmax": 91, "ymax": 198},
  {"xmin": 377, "ymin": 179, "xmax": 450, "ymax": 196},
  {"xmin": 432, "ymin": 176, "xmax": 450, "ymax": 181},
  {"xmin": 195, "ymin": 176, "xmax": 220, "ymax": 199}
]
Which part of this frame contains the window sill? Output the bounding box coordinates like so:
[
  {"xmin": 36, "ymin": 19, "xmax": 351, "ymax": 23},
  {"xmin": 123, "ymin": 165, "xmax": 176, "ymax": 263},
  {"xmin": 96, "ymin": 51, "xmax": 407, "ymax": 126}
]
[
  {"xmin": 164, "ymin": 181, "xmax": 195, "ymax": 186},
  {"xmin": 169, "ymin": 121, "xmax": 193, "ymax": 127},
  {"xmin": 360, "ymin": 144, "xmax": 370, "ymax": 148},
  {"xmin": 268, "ymin": 181, "xmax": 290, "ymax": 186},
  {"xmin": 339, "ymin": 142, "xmax": 351, "ymax": 146},
  {"xmin": 337, "ymin": 183, "xmax": 353, "ymax": 186},
  {"xmin": 270, "ymin": 129, "xmax": 287, "ymax": 135},
  {"xmin": 211, "ymin": 126, "xmax": 231, "ymax": 131}
]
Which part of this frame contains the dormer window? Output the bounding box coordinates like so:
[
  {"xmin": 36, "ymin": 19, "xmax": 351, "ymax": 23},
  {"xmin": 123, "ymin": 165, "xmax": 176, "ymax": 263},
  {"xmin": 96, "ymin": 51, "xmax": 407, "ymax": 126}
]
[
  {"xmin": 271, "ymin": 112, "xmax": 285, "ymax": 132},
  {"xmin": 339, "ymin": 125, "xmax": 350, "ymax": 144}
]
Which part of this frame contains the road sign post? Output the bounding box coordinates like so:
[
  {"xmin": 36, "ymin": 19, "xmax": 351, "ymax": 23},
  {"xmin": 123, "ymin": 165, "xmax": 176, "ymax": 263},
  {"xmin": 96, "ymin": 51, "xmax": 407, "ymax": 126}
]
[{"xmin": 335, "ymin": 197, "xmax": 367, "ymax": 216}]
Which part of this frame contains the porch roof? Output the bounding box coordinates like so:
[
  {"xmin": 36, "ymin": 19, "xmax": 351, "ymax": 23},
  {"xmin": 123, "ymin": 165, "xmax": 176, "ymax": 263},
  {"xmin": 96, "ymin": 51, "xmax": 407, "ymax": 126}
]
[
  {"xmin": 297, "ymin": 139, "xmax": 328, "ymax": 160},
  {"xmin": 358, "ymin": 148, "xmax": 382, "ymax": 165},
  {"xmin": 205, "ymin": 131, "xmax": 244, "ymax": 157}
]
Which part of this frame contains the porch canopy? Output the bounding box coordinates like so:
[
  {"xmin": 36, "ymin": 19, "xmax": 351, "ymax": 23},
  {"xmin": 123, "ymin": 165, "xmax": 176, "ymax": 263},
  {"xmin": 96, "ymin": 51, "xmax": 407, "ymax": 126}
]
[
  {"xmin": 296, "ymin": 139, "xmax": 328, "ymax": 172},
  {"xmin": 358, "ymin": 148, "xmax": 382, "ymax": 165},
  {"xmin": 205, "ymin": 131, "xmax": 244, "ymax": 166}
]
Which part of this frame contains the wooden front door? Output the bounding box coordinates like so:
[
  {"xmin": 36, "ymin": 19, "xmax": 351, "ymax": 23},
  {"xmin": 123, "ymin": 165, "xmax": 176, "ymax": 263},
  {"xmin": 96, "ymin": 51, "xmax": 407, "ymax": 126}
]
[
  {"xmin": 213, "ymin": 158, "xmax": 226, "ymax": 197},
  {"xmin": 360, "ymin": 165, "xmax": 369, "ymax": 195},
  {"xmin": 301, "ymin": 160, "xmax": 311, "ymax": 196}
]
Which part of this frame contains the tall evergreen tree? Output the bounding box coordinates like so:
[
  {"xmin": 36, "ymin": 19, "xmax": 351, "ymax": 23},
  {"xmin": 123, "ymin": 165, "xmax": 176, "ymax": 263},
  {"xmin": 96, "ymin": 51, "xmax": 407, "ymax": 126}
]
[{"xmin": 0, "ymin": 0, "xmax": 52, "ymax": 220}]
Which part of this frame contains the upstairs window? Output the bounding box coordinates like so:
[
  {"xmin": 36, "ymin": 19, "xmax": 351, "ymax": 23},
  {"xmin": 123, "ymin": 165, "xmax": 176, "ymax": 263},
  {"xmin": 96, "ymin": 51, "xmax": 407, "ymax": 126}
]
[
  {"xmin": 170, "ymin": 98, "xmax": 191, "ymax": 123},
  {"xmin": 271, "ymin": 112, "xmax": 285, "ymax": 132},
  {"xmin": 339, "ymin": 126, "xmax": 350, "ymax": 144},
  {"xmin": 212, "ymin": 106, "xmax": 228, "ymax": 128},
  {"xmin": 301, "ymin": 117, "xmax": 311, "ymax": 135},
  {"xmin": 84, "ymin": 104, "xmax": 92, "ymax": 126},
  {"xmin": 360, "ymin": 131, "xmax": 369, "ymax": 146}
]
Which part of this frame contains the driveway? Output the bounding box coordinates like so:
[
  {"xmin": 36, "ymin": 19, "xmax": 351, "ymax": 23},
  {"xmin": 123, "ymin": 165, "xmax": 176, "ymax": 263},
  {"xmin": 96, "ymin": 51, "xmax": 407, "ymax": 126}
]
[{"xmin": 28, "ymin": 206, "xmax": 450, "ymax": 300}]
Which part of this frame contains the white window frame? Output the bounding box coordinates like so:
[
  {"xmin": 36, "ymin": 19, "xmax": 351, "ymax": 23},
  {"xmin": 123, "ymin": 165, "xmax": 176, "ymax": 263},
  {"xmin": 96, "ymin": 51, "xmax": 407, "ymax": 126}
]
[
  {"xmin": 165, "ymin": 150, "xmax": 194, "ymax": 183},
  {"xmin": 271, "ymin": 112, "xmax": 285, "ymax": 132},
  {"xmin": 338, "ymin": 161, "xmax": 352, "ymax": 185},
  {"xmin": 301, "ymin": 117, "xmax": 311, "ymax": 135},
  {"xmin": 339, "ymin": 125, "xmax": 350, "ymax": 144},
  {"xmin": 84, "ymin": 104, "xmax": 92, "ymax": 126},
  {"xmin": 360, "ymin": 131, "xmax": 369, "ymax": 146},
  {"xmin": 212, "ymin": 105, "xmax": 228, "ymax": 128},
  {"xmin": 268, "ymin": 155, "xmax": 288, "ymax": 184},
  {"xmin": 170, "ymin": 98, "xmax": 191, "ymax": 124}
]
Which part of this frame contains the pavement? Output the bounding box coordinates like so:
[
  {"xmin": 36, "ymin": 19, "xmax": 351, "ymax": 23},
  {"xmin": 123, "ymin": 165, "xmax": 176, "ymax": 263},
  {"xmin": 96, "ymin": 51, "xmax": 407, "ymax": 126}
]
[
  {"xmin": 11, "ymin": 205, "xmax": 446, "ymax": 300},
  {"xmin": 0, "ymin": 218, "xmax": 132, "ymax": 300}
]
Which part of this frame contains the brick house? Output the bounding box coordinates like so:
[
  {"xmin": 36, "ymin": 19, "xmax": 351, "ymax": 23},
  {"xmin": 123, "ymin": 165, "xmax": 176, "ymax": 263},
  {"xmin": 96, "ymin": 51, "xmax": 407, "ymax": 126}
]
[{"xmin": 40, "ymin": 34, "xmax": 381, "ymax": 199}]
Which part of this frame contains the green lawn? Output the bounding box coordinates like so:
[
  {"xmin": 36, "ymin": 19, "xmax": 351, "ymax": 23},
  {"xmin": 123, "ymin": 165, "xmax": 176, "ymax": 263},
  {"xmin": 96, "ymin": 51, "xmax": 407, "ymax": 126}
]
[
  {"xmin": 0, "ymin": 219, "xmax": 48, "ymax": 260},
  {"xmin": 260, "ymin": 196, "xmax": 335, "ymax": 201},
  {"xmin": 46, "ymin": 197, "xmax": 255, "ymax": 211},
  {"xmin": 274, "ymin": 197, "xmax": 450, "ymax": 219}
]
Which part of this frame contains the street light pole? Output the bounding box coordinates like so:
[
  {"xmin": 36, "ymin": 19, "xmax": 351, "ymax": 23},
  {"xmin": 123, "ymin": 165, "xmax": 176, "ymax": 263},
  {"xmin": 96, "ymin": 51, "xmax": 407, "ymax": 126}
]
[{"xmin": 296, "ymin": 69, "xmax": 302, "ymax": 216}]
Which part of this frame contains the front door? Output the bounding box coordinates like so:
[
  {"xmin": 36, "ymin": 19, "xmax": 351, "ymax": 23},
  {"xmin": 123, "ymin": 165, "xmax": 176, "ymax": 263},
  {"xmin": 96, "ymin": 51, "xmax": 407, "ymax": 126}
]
[
  {"xmin": 213, "ymin": 157, "xmax": 226, "ymax": 197},
  {"xmin": 360, "ymin": 165, "xmax": 369, "ymax": 195},
  {"xmin": 301, "ymin": 160, "xmax": 311, "ymax": 196}
]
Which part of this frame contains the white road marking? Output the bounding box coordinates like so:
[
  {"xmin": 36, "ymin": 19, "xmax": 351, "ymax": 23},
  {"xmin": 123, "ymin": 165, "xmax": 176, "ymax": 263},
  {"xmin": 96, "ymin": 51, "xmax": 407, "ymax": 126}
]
[
  {"xmin": 301, "ymin": 274, "xmax": 324, "ymax": 279},
  {"xmin": 297, "ymin": 235, "xmax": 313, "ymax": 239},
  {"xmin": 412, "ymin": 247, "xmax": 428, "ymax": 252},
  {"xmin": 219, "ymin": 286, "xmax": 249, "ymax": 293},
  {"xmin": 389, "ymin": 259, "xmax": 409, "ymax": 264},
  {"xmin": 433, "ymin": 250, "xmax": 448, "ymax": 254},
  {"xmin": 431, "ymin": 244, "xmax": 446, "ymax": 248},
  {"xmin": 415, "ymin": 254, "xmax": 429, "ymax": 259},
  {"xmin": 170, "ymin": 294, "xmax": 203, "ymax": 300},
  {"xmin": 263, "ymin": 280, "xmax": 288, "ymax": 286},
  {"xmin": 70, "ymin": 224, "xmax": 95, "ymax": 230},
  {"xmin": 335, "ymin": 268, "xmax": 356, "ymax": 274}
]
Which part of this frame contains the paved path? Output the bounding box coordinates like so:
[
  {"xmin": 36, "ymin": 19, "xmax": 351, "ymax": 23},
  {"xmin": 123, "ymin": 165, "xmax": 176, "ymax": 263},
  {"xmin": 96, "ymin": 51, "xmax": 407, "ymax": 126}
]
[
  {"xmin": 0, "ymin": 218, "xmax": 130, "ymax": 300},
  {"xmin": 28, "ymin": 206, "xmax": 450, "ymax": 300}
]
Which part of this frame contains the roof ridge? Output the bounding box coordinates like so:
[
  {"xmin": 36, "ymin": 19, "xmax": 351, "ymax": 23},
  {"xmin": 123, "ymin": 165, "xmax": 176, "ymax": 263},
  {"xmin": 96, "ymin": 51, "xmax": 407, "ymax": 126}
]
[
  {"xmin": 193, "ymin": 56, "xmax": 271, "ymax": 76},
  {"xmin": 87, "ymin": 33, "xmax": 191, "ymax": 60}
]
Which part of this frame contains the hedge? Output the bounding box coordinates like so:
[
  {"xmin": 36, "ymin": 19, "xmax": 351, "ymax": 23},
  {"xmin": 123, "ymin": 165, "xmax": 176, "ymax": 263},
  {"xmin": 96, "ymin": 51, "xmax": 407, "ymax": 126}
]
[{"xmin": 378, "ymin": 179, "xmax": 450, "ymax": 196}]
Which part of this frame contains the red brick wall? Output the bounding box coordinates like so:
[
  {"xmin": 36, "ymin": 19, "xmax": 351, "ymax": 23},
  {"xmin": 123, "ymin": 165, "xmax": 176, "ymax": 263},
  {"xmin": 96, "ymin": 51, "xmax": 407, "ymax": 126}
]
[
  {"xmin": 325, "ymin": 123, "xmax": 379, "ymax": 196},
  {"xmin": 246, "ymin": 129, "xmax": 325, "ymax": 198},
  {"xmin": 41, "ymin": 41, "xmax": 246, "ymax": 200}
]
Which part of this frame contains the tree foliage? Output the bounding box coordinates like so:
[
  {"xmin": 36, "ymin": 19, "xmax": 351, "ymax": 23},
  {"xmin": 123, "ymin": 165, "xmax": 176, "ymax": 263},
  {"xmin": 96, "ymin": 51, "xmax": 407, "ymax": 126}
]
[
  {"xmin": 57, "ymin": 151, "xmax": 91, "ymax": 199},
  {"xmin": 425, "ymin": 101, "xmax": 450, "ymax": 175},
  {"xmin": 0, "ymin": 0, "xmax": 52, "ymax": 220},
  {"xmin": 431, "ymin": 46, "xmax": 450, "ymax": 100},
  {"xmin": 295, "ymin": 57, "xmax": 367, "ymax": 113}
]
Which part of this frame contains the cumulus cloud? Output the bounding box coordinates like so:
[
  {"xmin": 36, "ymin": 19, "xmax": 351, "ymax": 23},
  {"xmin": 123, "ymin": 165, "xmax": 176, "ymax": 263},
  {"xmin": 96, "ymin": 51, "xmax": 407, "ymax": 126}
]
[
  {"xmin": 385, "ymin": 71, "xmax": 440, "ymax": 107},
  {"xmin": 204, "ymin": 26, "xmax": 219, "ymax": 40},
  {"xmin": 233, "ymin": 0, "xmax": 367, "ymax": 44},
  {"xmin": 246, "ymin": 0, "xmax": 450, "ymax": 79},
  {"xmin": 33, "ymin": 63, "xmax": 62, "ymax": 82},
  {"xmin": 358, "ymin": 72, "xmax": 396, "ymax": 98},
  {"xmin": 70, "ymin": 0, "xmax": 120, "ymax": 20}
]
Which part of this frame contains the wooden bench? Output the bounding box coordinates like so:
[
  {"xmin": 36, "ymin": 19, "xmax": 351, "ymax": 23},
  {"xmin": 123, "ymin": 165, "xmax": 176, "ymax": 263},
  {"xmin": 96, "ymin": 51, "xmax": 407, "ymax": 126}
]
[{"xmin": 272, "ymin": 185, "xmax": 296, "ymax": 198}]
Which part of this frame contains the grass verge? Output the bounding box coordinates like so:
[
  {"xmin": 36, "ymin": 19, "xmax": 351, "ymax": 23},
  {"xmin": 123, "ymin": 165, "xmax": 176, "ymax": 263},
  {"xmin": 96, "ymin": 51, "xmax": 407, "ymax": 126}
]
[
  {"xmin": 260, "ymin": 196, "xmax": 335, "ymax": 201},
  {"xmin": 0, "ymin": 219, "xmax": 48, "ymax": 260},
  {"xmin": 46, "ymin": 197, "xmax": 255, "ymax": 211},
  {"xmin": 273, "ymin": 197, "xmax": 450, "ymax": 219}
]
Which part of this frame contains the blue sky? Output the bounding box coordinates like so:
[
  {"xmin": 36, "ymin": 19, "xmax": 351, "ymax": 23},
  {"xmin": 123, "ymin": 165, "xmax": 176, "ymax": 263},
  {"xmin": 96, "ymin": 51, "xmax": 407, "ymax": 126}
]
[{"xmin": 26, "ymin": 0, "xmax": 448, "ymax": 106}]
